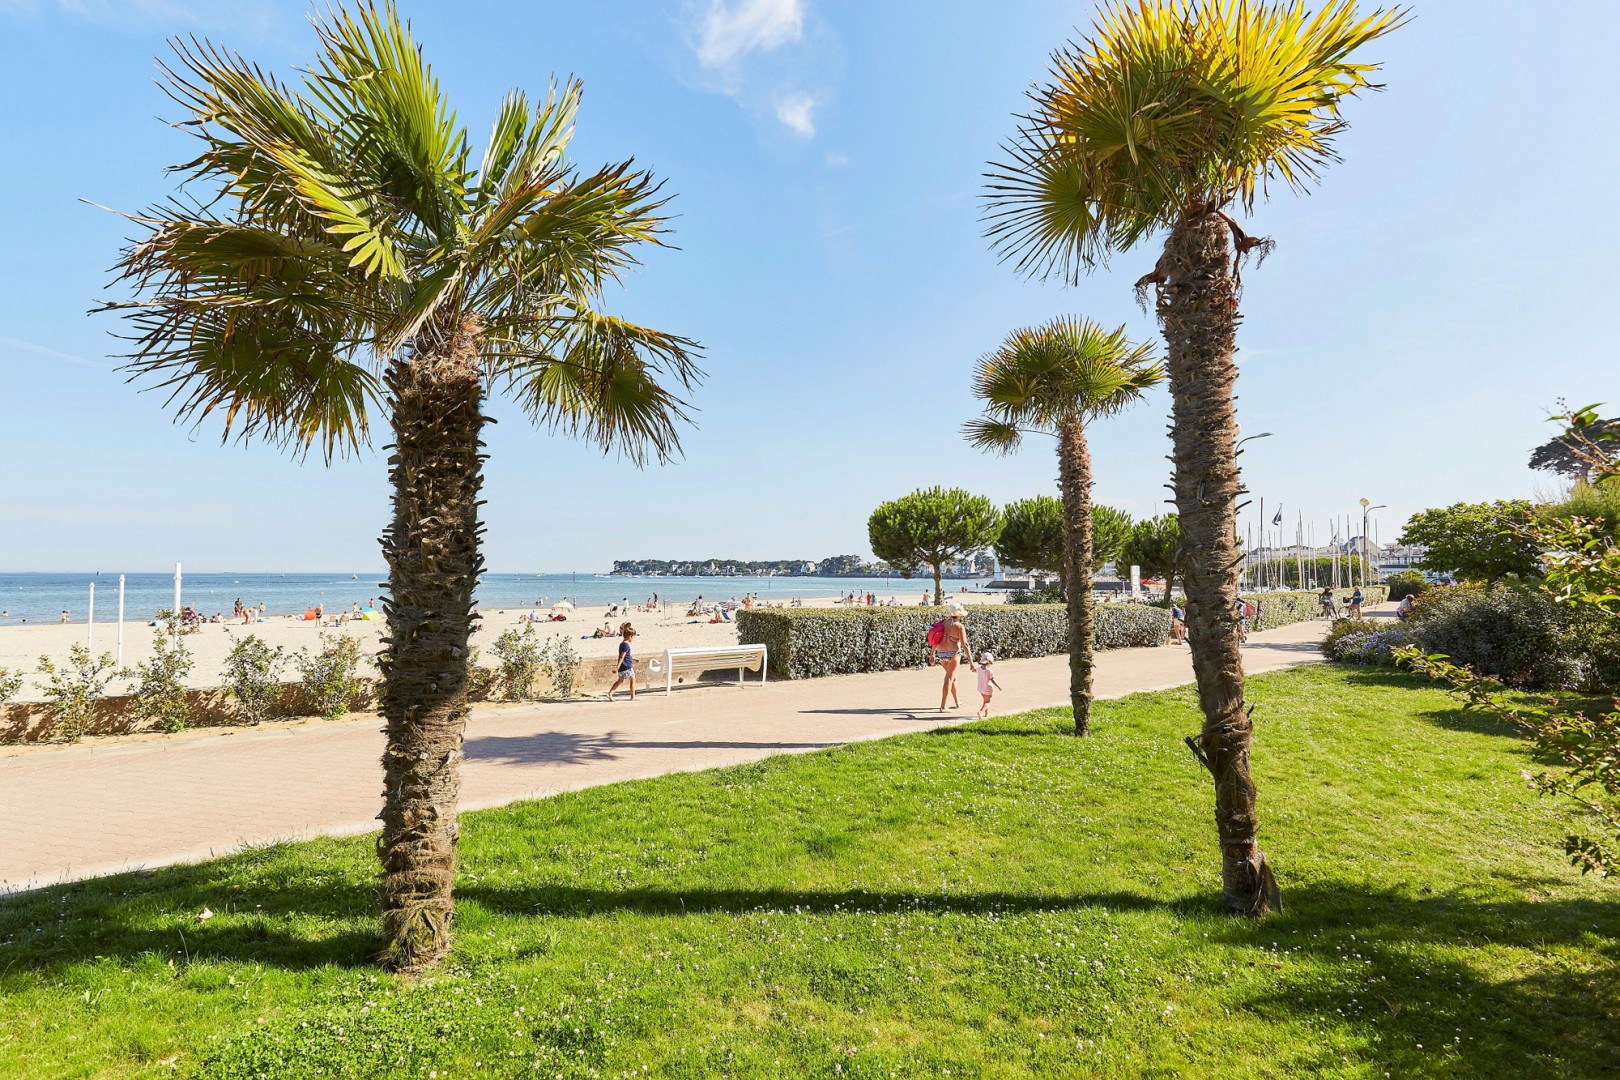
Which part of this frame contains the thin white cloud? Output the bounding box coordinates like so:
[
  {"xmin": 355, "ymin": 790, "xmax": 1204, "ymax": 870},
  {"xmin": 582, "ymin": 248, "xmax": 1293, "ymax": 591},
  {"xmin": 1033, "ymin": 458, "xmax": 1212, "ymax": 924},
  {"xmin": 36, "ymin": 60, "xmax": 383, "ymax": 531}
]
[
  {"xmin": 824, "ymin": 151, "xmax": 848, "ymax": 167},
  {"xmin": 773, "ymin": 91, "xmax": 816, "ymax": 139},
  {"xmin": 693, "ymin": 0, "xmax": 804, "ymax": 72},
  {"xmin": 0, "ymin": 336, "xmax": 110, "ymax": 369}
]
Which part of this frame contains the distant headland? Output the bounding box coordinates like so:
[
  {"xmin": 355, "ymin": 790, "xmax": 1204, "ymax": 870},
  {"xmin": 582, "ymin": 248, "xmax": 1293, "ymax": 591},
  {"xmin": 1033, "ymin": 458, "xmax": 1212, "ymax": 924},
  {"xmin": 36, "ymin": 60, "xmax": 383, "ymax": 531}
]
[{"xmin": 610, "ymin": 556, "xmax": 889, "ymax": 577}]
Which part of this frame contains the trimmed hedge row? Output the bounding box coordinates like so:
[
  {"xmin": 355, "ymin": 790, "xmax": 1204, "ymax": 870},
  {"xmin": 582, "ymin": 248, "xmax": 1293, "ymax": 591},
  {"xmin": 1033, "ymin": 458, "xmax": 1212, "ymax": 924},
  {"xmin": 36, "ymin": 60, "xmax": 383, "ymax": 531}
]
[
  {"xmin": 1242, "ymin": 586, "xmax": 1388, "ymax": 632},
  {"xmin": 737, "ymin": 604, "xmax": 1169, "ymax": 680},
  {"xmin": 737, "ymin": 586, "xmax": 1389, "ymax": 681}
]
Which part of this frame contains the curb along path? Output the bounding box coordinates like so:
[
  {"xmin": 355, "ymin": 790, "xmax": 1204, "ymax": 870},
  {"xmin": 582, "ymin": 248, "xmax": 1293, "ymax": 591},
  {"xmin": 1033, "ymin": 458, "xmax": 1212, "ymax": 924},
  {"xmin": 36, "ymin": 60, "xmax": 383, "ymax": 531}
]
[{"xmin": 0, "ymin": 614, "xmax": 1349, "ymax": 893}]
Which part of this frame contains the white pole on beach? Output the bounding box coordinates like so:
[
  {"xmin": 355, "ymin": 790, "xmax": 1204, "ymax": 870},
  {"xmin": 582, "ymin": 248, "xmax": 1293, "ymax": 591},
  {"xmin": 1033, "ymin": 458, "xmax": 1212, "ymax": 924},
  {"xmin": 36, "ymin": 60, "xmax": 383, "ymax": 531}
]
[
  {"xmin": 117, "ymin": 574, "xmax": 126, "ymax": 667},
  {"xmin": 173, "ymin": 562, "xmax": 182, "ymax": 640},
  {"xmin": 87, "ymin": 582, "xmax": 95, "ymax": 651}
]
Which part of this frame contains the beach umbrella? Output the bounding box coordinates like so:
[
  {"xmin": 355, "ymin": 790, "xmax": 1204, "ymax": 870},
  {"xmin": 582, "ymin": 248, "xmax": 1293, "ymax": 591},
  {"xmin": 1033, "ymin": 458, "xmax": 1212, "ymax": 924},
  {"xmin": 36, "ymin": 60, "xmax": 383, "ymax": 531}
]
[{"xmin": 550, "ymin": 600, "xmax": 574, "ymax": 613}]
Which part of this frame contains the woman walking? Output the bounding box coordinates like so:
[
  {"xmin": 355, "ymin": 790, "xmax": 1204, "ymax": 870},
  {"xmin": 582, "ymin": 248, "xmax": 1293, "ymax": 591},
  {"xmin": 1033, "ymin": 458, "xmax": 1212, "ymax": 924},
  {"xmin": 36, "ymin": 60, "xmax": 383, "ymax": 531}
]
[{"xmin": 930, "ymin": 605, "xmax": 973, "ymax": 712}]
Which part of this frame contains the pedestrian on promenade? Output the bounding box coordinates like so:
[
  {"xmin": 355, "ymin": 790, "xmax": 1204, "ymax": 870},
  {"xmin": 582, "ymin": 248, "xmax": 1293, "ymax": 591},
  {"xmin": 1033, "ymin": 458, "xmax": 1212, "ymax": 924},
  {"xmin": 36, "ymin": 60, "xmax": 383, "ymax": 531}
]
[
  {"xmin": 1349, "ymin": 587, "xmax": 1364, "ymax": 618},
  {"xmin": 1168, "ymin": 602, "xmax": 1186, "ymax": 645},
  {"xmin": 975, "ymin": 652, "xmax": 1002, "ymax": 718},
  {"xmin": 930, "ymin": 604, "xmax": 972, "ymax": 712},
  {"xmin": 607, "ymin": 624, "xmax": 637, "ymax": 701}
]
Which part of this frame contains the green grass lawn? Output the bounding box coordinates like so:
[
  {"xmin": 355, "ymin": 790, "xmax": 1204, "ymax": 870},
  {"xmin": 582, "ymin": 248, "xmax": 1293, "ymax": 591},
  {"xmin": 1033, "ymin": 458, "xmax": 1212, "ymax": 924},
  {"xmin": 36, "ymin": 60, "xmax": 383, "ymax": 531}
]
[{"xmin": 2, "ymin": 665, "xmax": 1616, "ymax": 1078}]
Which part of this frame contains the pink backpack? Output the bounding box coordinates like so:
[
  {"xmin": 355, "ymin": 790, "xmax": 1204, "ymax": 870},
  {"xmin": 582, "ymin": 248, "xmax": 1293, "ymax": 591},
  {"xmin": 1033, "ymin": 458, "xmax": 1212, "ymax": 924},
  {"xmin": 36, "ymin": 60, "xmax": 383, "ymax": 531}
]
[{"xmin": 926, "ymin": 621, "xmax": 945, "ymax": 647}]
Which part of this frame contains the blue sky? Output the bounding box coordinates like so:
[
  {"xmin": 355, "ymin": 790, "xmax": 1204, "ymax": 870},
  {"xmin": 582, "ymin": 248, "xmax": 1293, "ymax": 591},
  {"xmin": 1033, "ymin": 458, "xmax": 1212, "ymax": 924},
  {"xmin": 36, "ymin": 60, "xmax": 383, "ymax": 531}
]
[{"xmin": 2, "ymin": 0, "xmax": 1615, "ymax": 573}]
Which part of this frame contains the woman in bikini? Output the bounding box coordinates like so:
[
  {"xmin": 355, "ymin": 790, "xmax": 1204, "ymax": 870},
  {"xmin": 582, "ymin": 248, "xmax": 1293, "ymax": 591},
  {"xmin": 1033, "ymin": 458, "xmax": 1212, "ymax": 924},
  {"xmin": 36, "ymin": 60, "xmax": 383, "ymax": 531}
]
[{"xmin": 931, "ymin": 607, "xmax": 973, "ymax": 712}]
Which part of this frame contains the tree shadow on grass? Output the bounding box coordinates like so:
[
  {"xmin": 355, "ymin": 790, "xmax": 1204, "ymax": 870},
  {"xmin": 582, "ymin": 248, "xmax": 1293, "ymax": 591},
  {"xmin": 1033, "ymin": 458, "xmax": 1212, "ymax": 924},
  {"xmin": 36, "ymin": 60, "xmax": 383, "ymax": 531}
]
[
  {"xmin": 1338, "ymin": 668, "xmax": 1525, "ymax": 739},
  {"xmin": 1202, "ymin": 882, "xmax": 1620, "ymax": 1077},
  {"xmin": 0, "ymin": 849, "xmax": 383, "ymax": 975}
]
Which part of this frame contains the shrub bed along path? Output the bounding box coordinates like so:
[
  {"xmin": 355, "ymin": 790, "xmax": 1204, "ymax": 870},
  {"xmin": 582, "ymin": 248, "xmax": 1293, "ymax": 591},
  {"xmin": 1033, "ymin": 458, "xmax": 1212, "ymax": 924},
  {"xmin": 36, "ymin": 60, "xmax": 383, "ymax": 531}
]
[{"xmin": 0, "ymin": 610, "xmax": 1360, "ymax": 894}]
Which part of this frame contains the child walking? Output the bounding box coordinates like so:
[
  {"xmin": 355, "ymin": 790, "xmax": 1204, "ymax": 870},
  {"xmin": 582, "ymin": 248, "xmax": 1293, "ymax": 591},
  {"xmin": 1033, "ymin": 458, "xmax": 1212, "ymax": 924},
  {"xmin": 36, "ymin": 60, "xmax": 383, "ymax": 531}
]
[
  {"xmin": 606, "ymin": 624, "xmax": 637, "ymax": 701},
  {"xmin": 974, "ymin": 652, "xmax": 1002, "ymax": 718}
]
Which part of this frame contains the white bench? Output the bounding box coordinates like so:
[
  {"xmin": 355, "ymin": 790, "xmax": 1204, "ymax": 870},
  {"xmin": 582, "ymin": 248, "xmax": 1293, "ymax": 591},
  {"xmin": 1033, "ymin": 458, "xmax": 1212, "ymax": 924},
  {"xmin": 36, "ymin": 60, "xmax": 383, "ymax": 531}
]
[{"xmin": 657, "ymin": 645, "xmax": 767, "ymax": 696}]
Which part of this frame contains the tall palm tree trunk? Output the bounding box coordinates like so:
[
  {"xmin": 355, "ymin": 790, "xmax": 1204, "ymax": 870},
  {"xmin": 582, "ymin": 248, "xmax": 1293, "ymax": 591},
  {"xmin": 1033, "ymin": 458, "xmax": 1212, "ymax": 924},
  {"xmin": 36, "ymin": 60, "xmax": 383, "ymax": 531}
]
[
  {"xmin": 933, "ymin": 565, "xmax": 944, "ymax": 605},
  {"xmin": 1058, "ymin": 419, "xmax": 1095, "ymax": 735},
  {"xmin": 377, "ymin": 318, "xmax": 487, "ymax": 971},
  {"xmin": 1158, "ymin": 211, "xmax": 1280, "ymax": 915}
]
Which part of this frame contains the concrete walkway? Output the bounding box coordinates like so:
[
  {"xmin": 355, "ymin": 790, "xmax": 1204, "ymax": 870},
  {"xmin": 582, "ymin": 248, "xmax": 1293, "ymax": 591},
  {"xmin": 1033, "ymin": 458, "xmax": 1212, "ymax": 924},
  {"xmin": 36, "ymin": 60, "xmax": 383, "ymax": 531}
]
[{"xmin": 0, "ymin": 615, "xmax": 1341, "ymax": 894}]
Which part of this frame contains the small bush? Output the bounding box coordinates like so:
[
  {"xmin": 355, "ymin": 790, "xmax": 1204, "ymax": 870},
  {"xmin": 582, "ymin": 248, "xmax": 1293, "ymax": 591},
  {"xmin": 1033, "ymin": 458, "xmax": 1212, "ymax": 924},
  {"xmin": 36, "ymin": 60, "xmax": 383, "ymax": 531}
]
[
  {"xmin": 537, "ymin": 634, "xmax": 580, "ymax": 699},
  {"xmin": 124, "ymin": 626, "xmax": 195, "ymax": 733},
  {"xmin": 490, "ymin": 625, "xmax": 546, "ymax": 700},
  {"xmin": 1006, "ymin": 584, "xmax": 1064, "ymax": 605},
  {"xmin": 294, "ymin": 634, "xmax": 365, "ymax": 720},
  {"xmin": 36, "ymin": 645, "xmax": 117, "ymax": 742},
  {"xmin": 223, "ymin": 635, "xmax": 287, "ymax": 725},
  {"xmin": 1321, "ymin": 619, "xmax": 1413, "ymax": 666},
  {"xmin": 0, "ymin": 667, "xmax": 21, "ymax": 707},
  {"xmin": 1385, "ymin": 570, "xmax": 1429, "ymax": 601}
]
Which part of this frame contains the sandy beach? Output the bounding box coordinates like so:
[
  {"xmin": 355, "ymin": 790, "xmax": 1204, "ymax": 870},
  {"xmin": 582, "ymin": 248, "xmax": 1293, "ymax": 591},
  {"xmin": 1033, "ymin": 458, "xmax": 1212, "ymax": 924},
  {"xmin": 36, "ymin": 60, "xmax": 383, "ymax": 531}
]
[{"xmin": 0, "ymin": 589, "xmax": 1008, "ymax": 702}]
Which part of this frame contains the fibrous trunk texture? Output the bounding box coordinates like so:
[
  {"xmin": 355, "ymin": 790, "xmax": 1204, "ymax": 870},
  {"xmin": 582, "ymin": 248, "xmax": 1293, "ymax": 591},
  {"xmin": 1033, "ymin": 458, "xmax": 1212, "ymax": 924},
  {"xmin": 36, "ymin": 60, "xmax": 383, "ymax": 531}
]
[
  {"xmin": 1158, "ymin": 212, "xmax": 1281, "ymax": 916},
  {"xmin": 1058, "ymin": 420, "xmax": 1095, "ymax": 735},
  {"xmin": 933, "ymin": 564, "xmax": 944, "ymax": 606},
  {"xmin": 377, "ymin": 318, "xmax": 487, "ymax": 971}
]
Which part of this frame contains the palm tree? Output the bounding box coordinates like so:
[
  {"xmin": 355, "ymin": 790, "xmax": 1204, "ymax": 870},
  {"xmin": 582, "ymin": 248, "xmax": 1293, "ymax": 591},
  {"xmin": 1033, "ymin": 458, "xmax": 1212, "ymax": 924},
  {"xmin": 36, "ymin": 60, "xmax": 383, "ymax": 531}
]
[
  {"xmin": 97, "ymin": 4, "xmax": 700, "ymax": 971},
  {"xmin": 982, "ymin": 0, "xmax": 1404, "ymax": 914},
  {"xmin": 965, "ymin": 317, "xmax": 1161, "ymax": 736}
]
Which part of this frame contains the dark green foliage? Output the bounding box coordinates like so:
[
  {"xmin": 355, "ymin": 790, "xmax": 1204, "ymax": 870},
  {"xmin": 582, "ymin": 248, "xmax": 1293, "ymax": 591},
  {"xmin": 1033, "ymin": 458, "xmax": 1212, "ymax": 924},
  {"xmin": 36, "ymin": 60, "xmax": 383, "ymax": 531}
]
[
  {"xmin": 1119, "ymin": 514, "xmax": 1182, "ymax": 595},
  {"xmin": 294, "ymin": 634, "xmax": 366, "ymax": 720},
  {"xmin": 1408, "ymin": 585, "xmax": 1619, "ymax": 692},
  {"xmin": 1400, "ymin": 500, "xmax": 1542, "ymax": 583},
  {"xmin": 993, "ymin": 499, "xmax": 1133, "ymax": 581},
  {"xmin": 867, "ymin": 488, "xmax": 1002, "ymax": 600},
  {"xmin": 1530, "ymin": 415, "xmax": 1618, "ymax": 479},
  {"xmin": 1541, "ymin": 480, "xmax": 1620, "ymax": 542},
  {"xmin": 993, "ymin": 496, "xmax": 1064, "ymax": 577},
  {"xmin": 1090, "ymin": 504, "xmax": 1133, "ymax": 570},
  {"xmin": 1007, "ymin": 583, "xmax": 1065, "ymax": 604},
  {"xmin": 1384, "ymin": 569, "xmax": 1429, "ymax": 601}
]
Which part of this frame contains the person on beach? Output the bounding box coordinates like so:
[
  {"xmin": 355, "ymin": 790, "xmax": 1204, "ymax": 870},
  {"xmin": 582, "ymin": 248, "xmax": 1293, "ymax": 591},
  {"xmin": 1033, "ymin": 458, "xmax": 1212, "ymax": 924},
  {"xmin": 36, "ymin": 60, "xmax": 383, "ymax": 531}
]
[
  {"xmin": 59, "ymin": 610, "xmax": 70, "ymax": 623},
  {"xmin": 930, "ymin": 605, "xmax": 972, "ymax": 712},
  {"xmin": 975, "ymin": 652, "xmax": 1002, "ymax": 718},
  {"xmin": 606, "ymin": 625, "xmax": 637, "ymax": 701}
]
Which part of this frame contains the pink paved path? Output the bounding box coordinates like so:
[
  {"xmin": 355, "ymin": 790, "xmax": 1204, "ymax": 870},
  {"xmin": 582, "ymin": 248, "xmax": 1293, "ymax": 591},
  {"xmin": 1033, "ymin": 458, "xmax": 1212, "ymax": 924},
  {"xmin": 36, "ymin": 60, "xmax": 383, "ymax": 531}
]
[{"xmin": 0, "ymin": 617, "xmax": 1336, "ymax": 893}]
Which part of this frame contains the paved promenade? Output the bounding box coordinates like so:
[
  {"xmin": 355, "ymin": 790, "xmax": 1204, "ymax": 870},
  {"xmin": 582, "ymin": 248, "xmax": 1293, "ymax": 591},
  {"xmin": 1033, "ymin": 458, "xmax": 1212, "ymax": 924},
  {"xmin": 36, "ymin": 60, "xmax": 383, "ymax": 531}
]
[{"xmin": 0, "ymin": 616, "xmax": 1340, "ymax": 893}]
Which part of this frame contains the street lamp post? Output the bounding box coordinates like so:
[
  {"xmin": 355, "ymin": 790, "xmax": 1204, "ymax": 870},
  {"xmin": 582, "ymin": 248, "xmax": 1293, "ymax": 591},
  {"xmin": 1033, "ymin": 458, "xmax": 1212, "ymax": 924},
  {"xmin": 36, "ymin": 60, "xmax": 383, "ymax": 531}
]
[{"xmin": 1360, "ymin": 498, "xmax": 1387, "ymax": 586}]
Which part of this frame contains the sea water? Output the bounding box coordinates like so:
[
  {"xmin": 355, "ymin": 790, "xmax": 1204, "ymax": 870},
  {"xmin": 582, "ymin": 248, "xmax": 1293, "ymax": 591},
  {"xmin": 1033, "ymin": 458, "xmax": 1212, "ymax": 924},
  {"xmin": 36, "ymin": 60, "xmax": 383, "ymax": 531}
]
[{"xmin": 0, "ymin": 572, "xmax": 981, "ymax": 625}]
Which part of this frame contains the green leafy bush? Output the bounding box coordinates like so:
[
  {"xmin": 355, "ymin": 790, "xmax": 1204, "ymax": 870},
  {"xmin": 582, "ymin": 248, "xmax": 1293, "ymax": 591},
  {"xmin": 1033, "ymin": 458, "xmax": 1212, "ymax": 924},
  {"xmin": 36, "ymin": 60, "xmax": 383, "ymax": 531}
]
[
  {"xmin": 537, "ymin": 634, "xmax": 580, "ymax": 699},
  {"xmin": 1406, "ymin": 585, "xmax": 1616, "ymax": 691},
  {"xmin": 222, "ymin": 635, "xmax": 287, "ymax": 725},
  {"xmin": 490, "ymin": 625, "xmax": 545, "ymax": 700},
  {"xmin": 36, "ymin": 645, "xmax": 117, "ymax": 742},
  {"xmin": 1384, "ymin": 570, "xmax": 1429, "ymax": 601},
  {"xmin": 294, "ymin": 634, "xmax": 365, "ymax": 720},
  {"xmin": 0, "ymin": 667, "xmax": 21, "ymax": 708},
  {"xmin": 1006, "ymin": 584, "xmax": 1064, "ymax": 605},
  {"xmin": 123, "ymin": 627, "xmax": 196, "ymax": 733}
]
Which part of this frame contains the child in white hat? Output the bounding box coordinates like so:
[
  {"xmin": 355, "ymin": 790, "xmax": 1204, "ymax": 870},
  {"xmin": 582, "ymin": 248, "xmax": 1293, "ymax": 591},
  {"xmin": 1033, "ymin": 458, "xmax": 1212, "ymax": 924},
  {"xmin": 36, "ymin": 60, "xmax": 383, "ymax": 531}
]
[{"xmin": 975, "ymin": 651, "xmax": 1002, "ymax": 718}]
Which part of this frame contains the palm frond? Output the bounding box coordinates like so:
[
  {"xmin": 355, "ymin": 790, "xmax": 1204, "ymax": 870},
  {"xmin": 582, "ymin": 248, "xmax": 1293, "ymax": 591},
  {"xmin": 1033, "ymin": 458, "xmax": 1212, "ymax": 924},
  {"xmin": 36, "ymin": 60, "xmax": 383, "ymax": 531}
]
[
  {"xmin": 966, "ymin": 315, "xmax": 1162, "ymax": 449},
  {"xmin": 496, "ymin": 311, "xmax": 702, "ymax": 467},
  {"xmin": 983, "ymin": 0, "xmax": 1407, "ymax": 280}
]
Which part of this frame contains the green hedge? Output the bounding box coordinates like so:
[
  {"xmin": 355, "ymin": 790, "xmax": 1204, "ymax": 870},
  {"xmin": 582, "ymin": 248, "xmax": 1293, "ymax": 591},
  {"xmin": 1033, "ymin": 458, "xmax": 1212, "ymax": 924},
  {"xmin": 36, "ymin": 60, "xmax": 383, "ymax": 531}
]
[
  {"xmin": 737, "ymin": 588, "xmax": 1388, "ymax": 680},
  {"xmin": 737, "ymin": 604, "xmax": 1169, "ymax": 680},
  {"xmin": 1241, "ymin": 587, "xmax": 1388, "ymax": 631}
]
